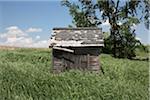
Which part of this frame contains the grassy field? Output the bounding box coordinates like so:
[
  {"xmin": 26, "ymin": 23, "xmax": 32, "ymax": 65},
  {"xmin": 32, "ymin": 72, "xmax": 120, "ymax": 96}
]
[{"xmin": 0, "ymin": 48, "xmax": 149, "ymax": 100}]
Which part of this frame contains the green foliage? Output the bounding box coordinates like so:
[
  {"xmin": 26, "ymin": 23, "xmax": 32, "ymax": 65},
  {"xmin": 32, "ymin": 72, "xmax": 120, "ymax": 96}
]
[
  {"xmin": 0, "ymin": 48, "xmax": 148, "ymax": 100},
  {"xmin": 102, "ymin": 17, "xmax": 142, "ymax": 58},
  {"xmin": 143, "ymin": 0, "xmax": 150, "ymax": 29},
  {"xmin": 107, "ymin": 17, "xmax": 141, "ymax": 58},
  {"xmin": 61, "ymin": 0, "xmax": 149, "ymax": 58},
  {"xmin": 97, "ymin": 0, "xmax": 142, "ymax": 58},
  {"xmin": 61, "ymin": 0, "xmax": 100, "ymax": 27}
]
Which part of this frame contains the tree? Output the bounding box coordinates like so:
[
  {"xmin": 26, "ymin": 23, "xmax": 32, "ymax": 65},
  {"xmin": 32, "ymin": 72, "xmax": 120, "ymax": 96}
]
[
  {"xmin": 115, "ymin": 17, "xmax": 141, "ymax": 58},
  {"xmin": 61, "ymin": 0, "xmax": 149, "ymax": 58},
  {"xmin": 142, "ymin": 0, "xmax": 150, "ymax": 29},
  {"xmin": 96, "ymin": 0, "xmax": 146, "ymax": 58},
  {"xmin": 61, "ymin": 0, "xmax": 100, "ymax": 27}
]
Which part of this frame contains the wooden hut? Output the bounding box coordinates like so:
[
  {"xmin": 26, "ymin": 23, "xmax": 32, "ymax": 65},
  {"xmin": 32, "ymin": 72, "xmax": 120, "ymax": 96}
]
[{"xmin": 49, "ymin": 27, "xmax": 104, "ymax": 73}]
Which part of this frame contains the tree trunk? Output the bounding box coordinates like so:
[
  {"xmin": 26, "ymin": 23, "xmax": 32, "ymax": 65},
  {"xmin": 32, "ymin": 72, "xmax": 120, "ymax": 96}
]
[{"xmin": 110, "ymin": 29, "xmax": 116, "ymax": 57}]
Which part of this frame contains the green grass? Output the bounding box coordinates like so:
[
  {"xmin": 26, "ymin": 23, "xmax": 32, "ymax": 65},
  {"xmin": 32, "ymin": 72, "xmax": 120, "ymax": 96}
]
[{"xmin": 0, "ymin": 48, "xmax": 149, "ymax": 100}]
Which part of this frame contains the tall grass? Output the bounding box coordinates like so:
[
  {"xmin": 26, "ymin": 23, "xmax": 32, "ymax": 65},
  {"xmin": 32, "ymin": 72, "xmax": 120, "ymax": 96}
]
[{"xmin": 0, "ymin": 48, "xmax": 148, "ymax": 100}]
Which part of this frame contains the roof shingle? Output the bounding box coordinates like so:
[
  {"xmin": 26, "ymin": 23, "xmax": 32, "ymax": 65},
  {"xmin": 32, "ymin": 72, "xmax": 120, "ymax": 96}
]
[{"xmin": 49, "ymin": 27, "xmax": 104, "ymax": 47}]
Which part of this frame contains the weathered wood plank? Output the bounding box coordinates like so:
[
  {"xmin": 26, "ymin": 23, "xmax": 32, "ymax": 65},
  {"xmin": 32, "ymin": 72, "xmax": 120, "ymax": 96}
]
[
  {"xmin": 53, "ymin": 47, "xmax": 74, "ymax": 53},
  {"xmin": 52, "ymin": 48, "xmax": 101, "ymax": 73}
]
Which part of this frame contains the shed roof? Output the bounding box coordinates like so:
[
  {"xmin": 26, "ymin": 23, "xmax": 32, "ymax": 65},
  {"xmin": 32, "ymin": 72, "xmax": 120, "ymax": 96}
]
[{"xmin": 49, "ymin": 27, "xmax": 104, "ymax": 47}]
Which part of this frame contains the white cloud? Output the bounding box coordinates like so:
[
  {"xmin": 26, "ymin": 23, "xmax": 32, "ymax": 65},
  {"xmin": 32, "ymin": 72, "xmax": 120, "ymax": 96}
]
[
  {"xmin": 101, "ymin": 19, "xmax": 110, "ymax": 27},
  {"xmin": 36, "ymin": 35, "xmax": 40, "ymax": 39},
  {"xmin": 0, "ymin": 26, "xmax": 48, "ymax": 48},
  {"xmin": 0, "ymin": 26, "xmax": 26, "ymax": 40},
  {"xmin": 26, "ymin": 27, "xmax": 42, "ymax": 33},
  {"xmin": 2, "ymin": 36, "xmax": 48, "ymax": 48},
  {"xmin": 0, "ymin": 33, "xmax": 7, "ymax": 38},
  {"xmin": 31, "ymin": 40, "xmax": 49, "ymax": 48},
  {"xmin": 131, "ymin": 24, "xmax": 137, "ymax": 30},
  {"xmin": 6, "ymin": 37, "xmax": 33, "ymax": 46},
  {"xmin": 100, "ymin": 11, "xmax": 103, "ymax": 15},
  {"xmin": 118, "ymin": 21, "xmax": 122, "ymax": 25},
  {"xmin": 6, "ymin": 26, "xmax": 18, "ymax": 30},
  {"xmin": 101, "ymin": 19, "xmax": 111, "ymax": 32},
  {"xmin": 7, "ymin": 37, "xmax": 17, "ymax": 43},
  {"xmin": 135, "ymin": 37, "xmax": 141, "ymax": 41},
  {"xmin": 6, "ymin": 26, "xmax": 25, "ymax": 36}
]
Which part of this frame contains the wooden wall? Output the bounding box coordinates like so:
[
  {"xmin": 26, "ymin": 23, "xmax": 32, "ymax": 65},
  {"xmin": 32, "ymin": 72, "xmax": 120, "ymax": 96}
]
[{"xmin": 52, "ymin": 48, "xmax": 101, "ymax": 73}]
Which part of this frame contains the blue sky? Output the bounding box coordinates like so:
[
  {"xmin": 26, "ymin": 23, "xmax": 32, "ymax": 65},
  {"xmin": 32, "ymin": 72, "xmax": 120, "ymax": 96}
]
[{"xmin": 0, "ymin": 0, "xmax": 149, "ymax": 48}]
